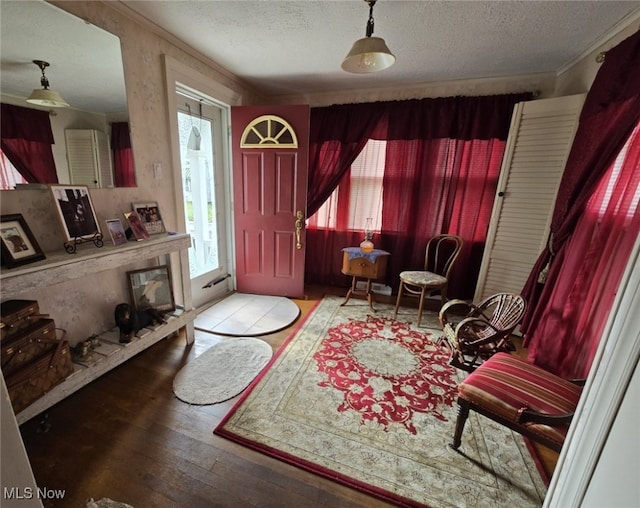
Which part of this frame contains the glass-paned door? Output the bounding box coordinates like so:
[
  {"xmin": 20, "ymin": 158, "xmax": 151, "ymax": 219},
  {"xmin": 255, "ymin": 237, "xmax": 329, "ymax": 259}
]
[{"xmin": 177, "ymin": 94, "xmax": 230, "ymax": 308}]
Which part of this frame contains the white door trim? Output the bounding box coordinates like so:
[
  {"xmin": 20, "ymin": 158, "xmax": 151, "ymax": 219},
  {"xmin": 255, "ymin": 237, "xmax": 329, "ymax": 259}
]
[{"xmin": 162, "ymin": 54, "xmax": 239, "ymax": 306}]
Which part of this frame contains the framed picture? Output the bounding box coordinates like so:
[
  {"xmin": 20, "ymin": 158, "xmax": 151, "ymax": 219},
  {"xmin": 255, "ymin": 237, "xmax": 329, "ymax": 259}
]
[
  {"xmin": 124, "ymin": 211, "xmax": 150, "ymax": 241},
  {"xmin": 105, "ymin": 218, "xmax": 128, "ymax": 246},
  {"xmin": 132, "ymin": 202, "xmax": 165, "ymax": 235},
  {"xmin": 0, "ymin": 214, "xmax": 46, "ymax": 268},
  {"xmin": 50, "ymin": 185, "xmax": 101, "ymax": 242},
  {"xmin": 127, "ymin": 265, "xmax": 175, "ymax": 312}
]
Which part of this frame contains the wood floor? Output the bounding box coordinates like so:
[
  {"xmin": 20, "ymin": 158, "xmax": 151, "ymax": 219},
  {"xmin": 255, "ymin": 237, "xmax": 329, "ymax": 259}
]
[{"xmin": 18, "ymin": 286, "xmax": 557, "ymax": 507}]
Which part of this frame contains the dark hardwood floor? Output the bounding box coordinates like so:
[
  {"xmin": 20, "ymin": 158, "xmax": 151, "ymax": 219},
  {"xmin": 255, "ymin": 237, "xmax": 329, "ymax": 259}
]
[{"xmin": 18, "ymin": 286, "xmax": 557, "ymax": 507}]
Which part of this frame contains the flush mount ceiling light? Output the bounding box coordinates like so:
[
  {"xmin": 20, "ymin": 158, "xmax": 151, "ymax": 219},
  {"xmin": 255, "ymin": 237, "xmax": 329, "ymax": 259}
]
[
  {"xmin": 26, "ymin": 60, "xmax": 69, "ymax": 108},
  {"xmin": 342, "ymin": 0, "xmax": 395, "ymax": 74}
]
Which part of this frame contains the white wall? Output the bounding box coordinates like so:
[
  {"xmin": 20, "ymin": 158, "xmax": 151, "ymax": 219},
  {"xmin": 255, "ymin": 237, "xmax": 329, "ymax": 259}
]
[
  {"xmin": 581, "ymin": 364, "xmax": 640, "ymax": 508},
  {"xmin": 0, "ymin": 376, "xmax": 42, "ymax": 508}
]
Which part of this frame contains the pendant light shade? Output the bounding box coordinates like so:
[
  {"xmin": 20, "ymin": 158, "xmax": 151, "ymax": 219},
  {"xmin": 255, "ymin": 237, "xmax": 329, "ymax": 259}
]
[
  {"xmin": 26, "ymin": 60, "xmax": 69, "ymax": 108},
  {"xmin": 342, "ymin": 0, "xmax": 395, "ymax": 74},
  {"xmin": 342, "ymin": 36, "xmax": 395, "ymax": 74}
]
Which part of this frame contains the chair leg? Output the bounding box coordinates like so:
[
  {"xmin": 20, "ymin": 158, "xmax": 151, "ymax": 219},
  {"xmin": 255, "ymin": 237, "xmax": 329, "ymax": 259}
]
[
  {"xmin": 440, "ymin": 283, "xmax": 447, "ymax": 307},
  {"xmin": 450, "ymin": 399, "xmax": 470, "ymax": 449},
  {"xmin": 417, "ymin": 286, "xmax": 426, "ymax": 327},
  {"xmin": 393, "ymin": 281, "xmax": 404, "ymax": 319}
]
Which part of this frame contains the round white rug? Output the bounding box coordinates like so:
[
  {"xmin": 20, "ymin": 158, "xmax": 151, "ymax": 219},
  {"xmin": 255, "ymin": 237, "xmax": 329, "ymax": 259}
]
[{"xmin": 173, "ymin": 337, "xmax": 273, "ymax": 404}]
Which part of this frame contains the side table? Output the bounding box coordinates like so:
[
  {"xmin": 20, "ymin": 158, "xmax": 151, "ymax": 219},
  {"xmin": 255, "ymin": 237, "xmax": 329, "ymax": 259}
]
[{"xmin": 340, "ymin": 247, "xmax": 390, "ymax": 311}]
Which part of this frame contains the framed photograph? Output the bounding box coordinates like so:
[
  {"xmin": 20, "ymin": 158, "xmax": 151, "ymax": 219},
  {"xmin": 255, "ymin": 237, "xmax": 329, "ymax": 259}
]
[
  {"xmin": 127, "ymin": 265, "xmax": 175, "ymax": 312},
  {"xmin": 50, "ymin": 185, "xmax": 101, "ymax": 242},
  {"xmin": 124, "ymin": 211, "xmax": 150, "ymax": 241},
  {"xmin": 0, "ymin": 214, "xmax": 46, "ymax": 268},
  {"xmin": 132, "ymin": 202, "xmax": 165, "ymax": 235},
  {"xmin": 105, "ymin": 218, "xmax": 128, "ymax": 246}
]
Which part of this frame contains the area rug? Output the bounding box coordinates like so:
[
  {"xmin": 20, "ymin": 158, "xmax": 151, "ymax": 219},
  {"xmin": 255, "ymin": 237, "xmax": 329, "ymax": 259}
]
[
  {"xmin": 173, "ymin": 337, "xmax": 272, "ymax": 404},
  {"xmin": 195, "ymin": 293, "xmax": 300, "ymax": 336},
  {"xmin": 215, "ymin": 296, "xmax": 547, "ymax": 508}
]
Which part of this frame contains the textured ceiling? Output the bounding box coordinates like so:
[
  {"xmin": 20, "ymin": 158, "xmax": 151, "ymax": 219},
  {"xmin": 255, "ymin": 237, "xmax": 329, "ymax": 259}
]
[
  {"xmin": 121, "ymin": 0, "xmax": 640, "ymax": 96},
  {"xmin": 1, "ymin": 0, "xmax": 639, "ymax": 115}
]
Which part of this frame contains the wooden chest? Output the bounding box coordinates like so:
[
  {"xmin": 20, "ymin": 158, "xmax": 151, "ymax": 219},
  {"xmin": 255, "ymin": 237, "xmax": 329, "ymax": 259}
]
[{"xmin": 341, "ymin": 251, "xmax": 388, "ymax": 280}]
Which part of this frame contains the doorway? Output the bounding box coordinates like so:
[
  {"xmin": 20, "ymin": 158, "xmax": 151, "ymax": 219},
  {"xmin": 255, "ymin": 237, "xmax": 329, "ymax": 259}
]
[{"xmin": 176, "ymin": 91, "xmax": 231, "ymax": 308}]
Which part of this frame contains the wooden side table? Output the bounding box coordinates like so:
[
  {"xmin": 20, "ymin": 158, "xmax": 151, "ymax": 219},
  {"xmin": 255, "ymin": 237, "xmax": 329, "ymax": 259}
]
[{"xmin": 340, "ymin": 247, "xmax": 390, "ymax": 310}]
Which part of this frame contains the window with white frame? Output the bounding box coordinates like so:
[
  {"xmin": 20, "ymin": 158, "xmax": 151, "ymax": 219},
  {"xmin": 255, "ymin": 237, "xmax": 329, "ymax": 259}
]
[{"xmin": 309, "ymin": 139, "xmax": 386, "ymax": 231}]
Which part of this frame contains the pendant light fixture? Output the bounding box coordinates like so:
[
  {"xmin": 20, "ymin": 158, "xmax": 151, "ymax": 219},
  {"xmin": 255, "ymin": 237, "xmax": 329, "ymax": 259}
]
[
  {"xmin": 26, "ymin": 60, "xmax": 69, "ymax": 108},
  {"xmin": 342, "ymin": 0, "xmax": 395, "ymax": 74}
]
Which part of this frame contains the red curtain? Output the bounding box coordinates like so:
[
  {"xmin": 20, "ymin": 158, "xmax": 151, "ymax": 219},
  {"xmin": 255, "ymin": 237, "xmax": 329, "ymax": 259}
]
[
  {"xmin": 111, "ymin": 122, "xmax": 136, "ymax": 187},
  {"xmin": 524, "ymin": 123, "xmax": 640, "ymax": 378},
  {"xmin": 305, "ymin": 93, "xmax": 530, "ymax": 295},
  {"xmin": 0, "ymin": 103, "xmax": 58, "ymax": 183},
  {"xmin": 307, "ymin": 103, "xmax": 386, "ymax": 216},
  {"xmin": 380, "ymin": 138, "xmax": 506, "ymax": 298},
  {"xmin": 521, "ymin": 30, "xmax": 640, "ymax": 350}
]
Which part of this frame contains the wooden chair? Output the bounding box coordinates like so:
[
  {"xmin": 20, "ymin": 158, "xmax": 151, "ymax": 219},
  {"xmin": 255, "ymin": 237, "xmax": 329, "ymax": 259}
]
[
  {"xmin": 439, "ymin": 292, "xmax": 525, "ymax": 372},
  {"xmin": 451, "ymin": 352, "xmax": 583, "ymax": 453},
  {"xmin": 393, "ymin": 234, "xmax": 463, "ymax": 327}
]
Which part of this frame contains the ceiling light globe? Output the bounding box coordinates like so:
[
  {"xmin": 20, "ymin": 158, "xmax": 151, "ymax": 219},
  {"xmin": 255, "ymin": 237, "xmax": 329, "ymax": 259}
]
[{"xmin": 342, "ymin": 36, "xmax": 395, "ymax": 73}]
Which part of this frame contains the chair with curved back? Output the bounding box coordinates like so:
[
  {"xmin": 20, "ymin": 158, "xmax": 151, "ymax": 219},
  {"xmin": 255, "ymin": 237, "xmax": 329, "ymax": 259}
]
[
  {"xmin": 439, "ymin": 292, "xmax": 526, "ymax": 372},
  {"xmin": 393, "ymin": 234, "xmax": 463, "ymax": 327}
]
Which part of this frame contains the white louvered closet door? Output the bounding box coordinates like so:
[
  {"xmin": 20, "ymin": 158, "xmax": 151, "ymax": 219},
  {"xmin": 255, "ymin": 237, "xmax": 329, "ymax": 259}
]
[{"xmin": 474, "ymin": 94, "xmax": 586, "ymax": 302}]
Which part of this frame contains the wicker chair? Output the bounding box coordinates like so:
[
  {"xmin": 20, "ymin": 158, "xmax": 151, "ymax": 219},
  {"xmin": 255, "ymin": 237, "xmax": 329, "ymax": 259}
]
[
  {"xmin": 393, "ymin": 234, "xmax": 463, "ymax": 327},
  {"xmin": 439, "ymin": 292, "xmax": 526, "ymax": 372},
  {"xmin": 451, "ymin": 352, "xmax": 583, "ymax": 453}
]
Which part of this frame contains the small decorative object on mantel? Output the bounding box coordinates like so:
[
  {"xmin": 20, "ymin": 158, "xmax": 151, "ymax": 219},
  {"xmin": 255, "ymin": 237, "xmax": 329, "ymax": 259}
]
[
  {"xmin": 124, "ymin": 211, "xmax": 150, "ymax": 241},
  {"xmin": 50, "ymin": 185, "xmax": 103, "ymax": 254},
  {"xmin": 132, "ymin": 201, "xmax": 165, "ymax": 235},
  {"xmin": 359, "ymin": 217, "xmax": 375, "ymax": 252},
  {"xmin": 105, "ymin": 218, "xmax": 128, "ymax": 246},
  {"xmin": 0, "ymin": 213, "xmax": 46, "ymax": 268}
]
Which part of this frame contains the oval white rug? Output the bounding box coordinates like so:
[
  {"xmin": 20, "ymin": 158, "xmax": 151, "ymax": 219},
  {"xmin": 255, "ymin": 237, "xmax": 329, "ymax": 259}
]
[{"xmin": 173, "ymin": 337, "xmax": 273, "ymax": 404}]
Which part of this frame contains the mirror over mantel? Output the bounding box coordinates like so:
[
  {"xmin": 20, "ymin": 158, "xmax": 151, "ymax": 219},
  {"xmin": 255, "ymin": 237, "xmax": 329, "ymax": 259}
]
[{"xmin": 0, "ymin": 0, "xmax": 136, "ymax": 188}]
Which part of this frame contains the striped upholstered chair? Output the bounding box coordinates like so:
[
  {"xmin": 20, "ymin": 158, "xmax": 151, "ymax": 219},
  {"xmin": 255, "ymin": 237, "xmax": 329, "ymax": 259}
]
[{"xmin": 450, "ymin": 352, "xmax": 583, "ymax": 453}]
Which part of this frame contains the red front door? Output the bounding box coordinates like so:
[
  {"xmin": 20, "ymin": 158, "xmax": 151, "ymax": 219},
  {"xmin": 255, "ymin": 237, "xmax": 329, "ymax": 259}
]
[{"xmin": 231, "ymin": 105, "xmax": 310, "ymax": 298}]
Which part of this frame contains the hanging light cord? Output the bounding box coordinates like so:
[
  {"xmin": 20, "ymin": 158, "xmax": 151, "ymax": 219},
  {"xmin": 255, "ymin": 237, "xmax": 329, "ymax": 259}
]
[{"xmin": 366, "ymin": 1, "xmax": 376, "ymax": 37}]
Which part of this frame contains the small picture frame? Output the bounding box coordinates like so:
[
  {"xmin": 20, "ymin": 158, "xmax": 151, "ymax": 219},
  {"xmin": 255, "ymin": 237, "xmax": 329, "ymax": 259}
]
[
  {"xmin": 132, "ymin": 202, "xmax": 165, "ymax": 235},
  {"xmin": 50, "ymin": 185, "xmax": 101, "ymax": 242},
  {"xmin": 105, "ymin": 218, "xmax": 128, "ymax": 246},
  {"xmin": 127, "ymin": 265, "xmax": 175, "ymax": 312},
  {"xmin": 0, "ymin": 214, "xmax": 46, "ymax": 268},
  {"xmin": 124, "ymin": 211, "xmax": 150, "ymax": 241}
]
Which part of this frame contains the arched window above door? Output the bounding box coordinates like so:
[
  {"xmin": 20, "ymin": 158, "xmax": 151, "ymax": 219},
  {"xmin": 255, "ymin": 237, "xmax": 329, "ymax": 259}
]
[{"xmin": 240, "ymin": 115, "xmax": 298, "ymax": 148}]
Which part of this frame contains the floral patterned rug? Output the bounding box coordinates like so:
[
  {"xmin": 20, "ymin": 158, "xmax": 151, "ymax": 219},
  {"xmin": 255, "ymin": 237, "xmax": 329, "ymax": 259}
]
[{"xmin": 215, "ymin": 296, "xmax": 546, "ymax": 508}]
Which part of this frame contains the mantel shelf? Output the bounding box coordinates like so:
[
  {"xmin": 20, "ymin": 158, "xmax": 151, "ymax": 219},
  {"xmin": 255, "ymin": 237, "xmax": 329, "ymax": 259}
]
[{"xmin": 1, "ymin": 233, "xmax": 191, "ymax": 299}]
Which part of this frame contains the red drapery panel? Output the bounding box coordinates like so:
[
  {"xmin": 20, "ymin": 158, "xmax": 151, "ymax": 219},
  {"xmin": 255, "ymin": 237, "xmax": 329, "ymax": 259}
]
[
  {"xmin": 0, "ymin": 103, "xmax": 58, "ymax": 184},
  {"xmin": 524, "ymin": 123, "xmax": 640, "ymax": 378},
  {"xmin": 305, "ymin": 93, "xmax": 529, "ymax": 294},
  {"xmin": 521, "ymin": 30, "xmax": 640, "ymax": 341},
  {"xmin": 307, "ymin": 103, "xmax": 386, "ymax": 216},
  {"xmin": 380, "ymin": 138, "xmax": 506, "ymax": 298},
  {"xmin": 111, "ymin": 122, "xmax": 136, "ymax": 187}
]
